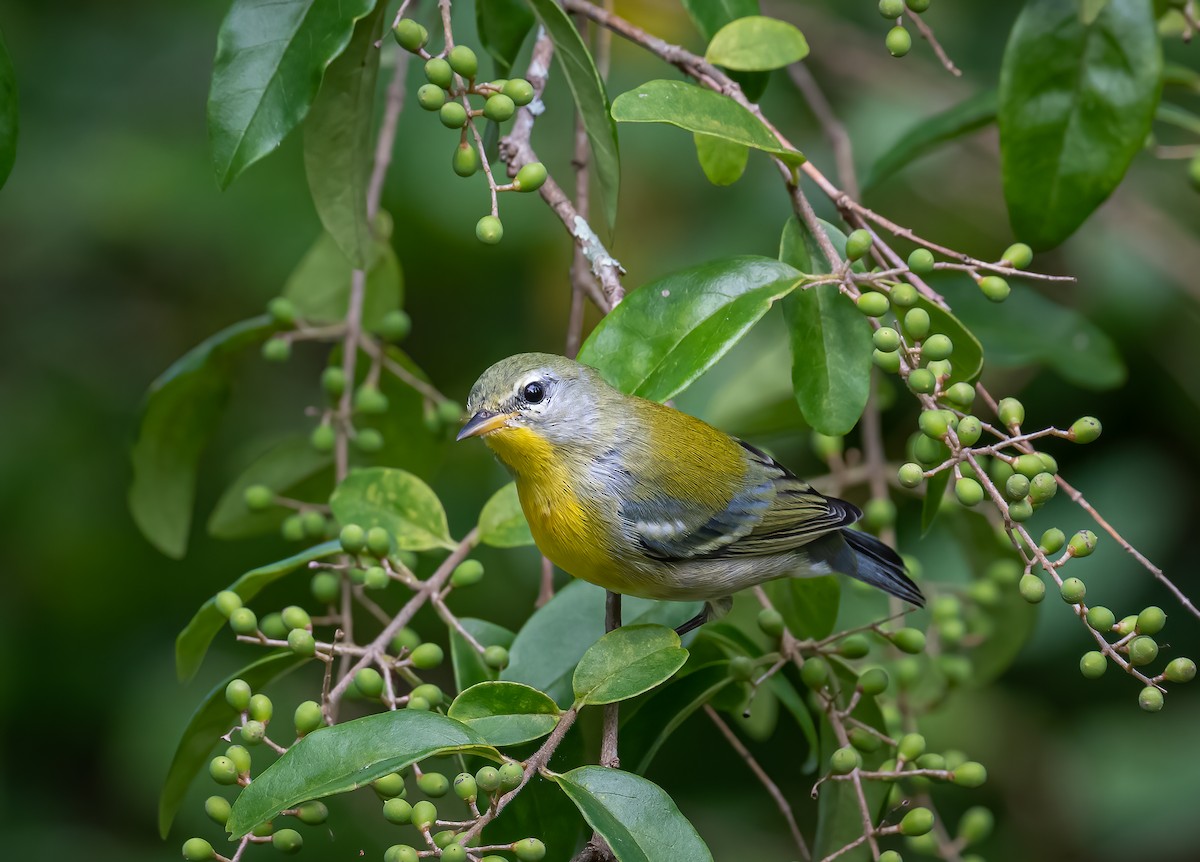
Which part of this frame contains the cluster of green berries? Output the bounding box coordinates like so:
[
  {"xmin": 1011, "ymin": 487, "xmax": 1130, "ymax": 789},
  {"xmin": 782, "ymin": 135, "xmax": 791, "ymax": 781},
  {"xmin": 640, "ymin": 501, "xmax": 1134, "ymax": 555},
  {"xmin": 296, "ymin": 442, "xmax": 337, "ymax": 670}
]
[
  {"xmin": 877, "ymin": 0, "xmax": 933, "ymax": 58},
  {"xmin": 379, "ymin": 761, "xmax": 544, "ymax": 861},
  {"xmin": 896, "ymin": 801, "xmax": 993, "ymax": 859},
  {"xmin": 1075, "ymin": 602, "xmax": 1195, "ymax": 710},
  {"xmin": 215, "ymin": 588, "xmax": 328, "ymax": 661},
  {"xmin": 260, "ymin": 297, "xmax": 412, "ymax": 368},
  {"xmin": 393, "ymin": 19, "xmax": 546, "ymax": 245},
  {"xmin": 243, "ymin": 483, "xmax": 337, "ymax": 544}
]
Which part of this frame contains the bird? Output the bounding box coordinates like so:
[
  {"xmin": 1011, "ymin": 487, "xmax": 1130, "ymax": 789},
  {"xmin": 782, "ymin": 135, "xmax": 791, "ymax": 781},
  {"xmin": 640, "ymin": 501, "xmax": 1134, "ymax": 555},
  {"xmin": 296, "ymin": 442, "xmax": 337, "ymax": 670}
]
[{"xmin": 457, "ymin": 352, "xmax": 923, "ymax": 634}]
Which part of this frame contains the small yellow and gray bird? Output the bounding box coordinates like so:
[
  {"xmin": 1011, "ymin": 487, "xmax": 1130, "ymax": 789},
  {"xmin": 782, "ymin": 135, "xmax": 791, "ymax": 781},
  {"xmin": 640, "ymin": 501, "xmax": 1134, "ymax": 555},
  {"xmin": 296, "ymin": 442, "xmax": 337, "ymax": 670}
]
[{"xmin": 458, "ymin": 353, "xmax": 922, "ymax": 632}]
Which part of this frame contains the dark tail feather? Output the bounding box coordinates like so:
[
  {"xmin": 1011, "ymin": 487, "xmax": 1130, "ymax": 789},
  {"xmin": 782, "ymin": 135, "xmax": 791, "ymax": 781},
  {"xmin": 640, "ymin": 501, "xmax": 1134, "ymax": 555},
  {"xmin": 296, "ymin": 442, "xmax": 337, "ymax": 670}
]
[{"xmin": 839, "ymin": 529, "xmax": 924, "ymax": 607}]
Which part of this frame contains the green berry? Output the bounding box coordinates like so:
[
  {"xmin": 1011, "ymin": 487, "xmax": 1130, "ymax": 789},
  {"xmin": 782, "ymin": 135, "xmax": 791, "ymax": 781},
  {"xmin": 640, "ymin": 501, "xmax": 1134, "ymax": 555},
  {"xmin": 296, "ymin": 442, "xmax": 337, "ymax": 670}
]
[
  {"xmin": 926, "ymin": 358, "xmax": 952, "ymax": 379},
  {"xmin": 484, "ymin": 93, "xmax": 516, "ymax": 122},
  {"xmin": 729, "ymin": 655, "xmax": 756, "ymax": 681},
  {"xmin": 393, "ymin": 19, "xmax": 428, "ymax": 52},
  {"xmin": 182, "ymin": 838, "xmax": 215, "ymax": 861},
  {"xmin": 417, "ymin": 771, "xmax": 450, "ymax": 797},
  {"xmin": 891, "ymin": 628, "xmax": 926, "ymax": 654},
  {"xmin": 997, "ymin": 397, "xmax": 1025, "ymax": 427},
  {"xmin": 958, "ymin": 807, "xmax": 994, "ymax": 845},
  {"xmin": 483, "ymin": 645, "xmax": 510, "ymax": 669},
  {"xmin": 383, "ymin": 797, "xmax": 413, "ymax": 824},
  {"xmin": 310, "ymin": 423, "xmax": 335, "ymax": 453},
  {"xmin": 442, "ymin": 845, "xmax": 468, "ymax": 862},
  {"xmin": 476, "ymin": 215, "xmax": 504, "ymax": 245},
  {"xmin": 226, "ymin": 679, "xmax": 252, "ymax": 711},
  {"xmin": 840, "ymin": 634, "xmax": 870, "ymax": 659},
  {"xmin": 362, "ymin": 565, "xmax": 388, "ymax": 590},
  {"xmin": 300, "ymin": 510, "xmax": 327, "ymax": 539},
  {"xmin": 846, "ymin": 229, "xmax": 873, "ymax": 261},
  {"xmin": 273, "ymin": 828, "xmax": 303, "ymax": 854},
  {"xmin": 1013, "ymin": 454, "xmax": 1044, "ymax": 478},
  {"xmin": 1165, "ymin": 657, "xmax": 1196, "ymax": 683},
  {"xmin": 452, "ymin": 142, "xmax": 479, "ymax": 177},
  {"xmin": 891, "ymin": 282, "xmax": 918, "ymax": 306},
  {"xmin": 209, "ymin": 755, "xmax": 239, "ymax": 785},
  {"xmin": 439, "ymin": 102, "xmax": 467, "ymax": 129},
  {"xmin": 800, "ymin": 657, "xmax": 829, "ymax": 689},
  {"xmin": 262, "ymin": 337, "xmax": 291, "ymax": 362},
  {"xmin": 900, "ymin": 807, "xmax": 934, "ymax": 836},
  {"xmin": 857, "ymin": 291, "xmax": 890, "ymax": 317},
  {"xmin": 897, "ymin": 732, "xmax": 926, "ymax": 761},
  {"xmin": 879, "ymin": 0, "xmax": 906, "ymax": 17},
  {"xmin": 952, "ymin": 761, "xmax": 987, "ymax": 788},
  {"xmin": 514, "ymin": 161, "xmax": 548, "ymax": 193},
  {"xmin": 385, "ymin": 846, "xmax": 420, "ymax": 862},
  {"xmin": 294, "ymin": 800, "xmax": 327, "ymax": 825},
  {"xmin": 311, "ymin": 571, "xmax": 340, "ymax": 605},
  {"xmin": 757, "ymin": 608, "xmax": 785, "ymax": 637},
  {"xmin": 1129, "ymin": 636, "xmax": 1158, "ymax": 666},
  {"xmin": 226, "ymin": 744, "xmax": 251, "ymax": 774},
  {"xmin": 499, "ymin": 761, "xmax": 524, "ymax": 790},
  {"xmin": 1039, "ymin": 528, "xmax": 1066, "ymax": 554},
  {"xmin": 859, "ymin": 667, "xmax": 890, "ymax": 696},
  {"xmin": 229, "ymin": 607, "xmax": 258, "ymax": 635},
  {"xmin": 873, "ymin": 348, "xmax": 902, "ymax": 374},
  {"xmin": 1080, "ymin": 651, "xmax": 1107, "ymax": 679},
  {"xmin": 364, "ymin": 526, "xmax": 391, "ymax": 558},
  {"xmin": 1086, "ymin": 606, "xmax": 1115, "ymax": 632},
  {"xmin": 240, "ymin": 719, "xmax": 266, "ymax": 745},
  {"xmin": 244, "ymin": 484, "xmax": 274, "ymax": 512},
  {"xmin": 391, "ymin": 628, "xmax": 421, "ymax": 653},
  {"xmin": 944, "ymin": 381, "xmax": 974, "ymax": 407},
  {"xmin": 1060, "ymin": 577, "xmax": 1086, "ymax": 604},
  {"xmin": 281, "ymin": 605, "xmax": 311, "ymax": 631},
  {"xmin": 1069, "ymin": 416, "xmax": 1102, "ymax": 443},
  {"xmin": 878, "ymin": 852, "xmax": 903, "ymax": 862},
  {"xmin": 831, "ymin": 746, "xmax": 861, "ymax": 774},
  {"xmin": 923, "ymin": 334, "xmax": 953, "ymax": 361},
  {"xmin": 262, "ymin": 613, "xmax": 289, "ymax": 640},
  {"xmin": 1139, "ymin": 686, "xmax": 1164, "ymax": 712},
  {"xmin": 918, "ymin": 409, "xmax": 949, "ymax": 439},
  {"xmin": 411, "ymin": 684, "xmax": 444, "ymax": 708},
  {"xmin": 1005, "ymin": 474, "xmax": 1030, "ymax": 501},
  {"xmin": 873, "ymin": 327, "xmax": 901, "ymax": 352},
  {"xmin": 476, "ymin": 766, "xmax": 501, "ymax": 792},
  {"xmin": 955, "ymin": 477, "xmax": 984, "ymax": 507},
  {"xmin": 898, "ymin": 462, "xmax": 925, "ymax": 488},
  {"xmin": 215, "ymin": 590, "xmax": 243, "ymax": 617},
  {"xmin": 373, "ymin": 772, "xmax": 406, "ymax": 797},
  {"xmin": 1028, "ymin": 472, "xmax": 1056, "ymax": 505},
  {"xmin": 1068, "ymin": 530, "xmax": 1098, "ymax": 557},
  {"xmin": 514, "ymin": 838, "xmax": 546, "ymax": 862},
  {"xmin": 1019, "ymin": 573, "xmax": 1045, "ymax": 603},
  {"xmin": 987, "ymin": 558, "xmax": 1022, "ymax": 585},
  {"xmin": 378, "ymin": 309, "xmax": 412, "ymax": 342},
  {"xmin": 978, "ymin": 275, "xmax": 1010, "ymax": 302},
  {"xmin": 1002, "ymin": 242, "xmax": 1033, "ymax": 269},
  {"xmin": 451, "ymin": 559, "xmax": 485, "ymax": 587},
  {"xmin": 447, "ymin": 45, "xmax": 478, "ymax": 78},
  {"xmin": 907, "ymin": 368, "xmax": 936, "ymax": 394},
  {"xmin": 1136, "ymin": 606, "xmax": 1166, "ymax": 635},
  {"xmin": 1116, "ymin": 615, "xmax": 1138, "ymax": 636},
  {"xmin": 863, "ymin": 497, "xmax": 897, "ymax": 530},
  {"xmin": 1008, "ymin": 498, "xmax": 1034, "ymax": 521},
  {"xmin": 416, "ymin": 83, "xmax": 445, "ymax": 111},
  {"xmin": 424, "ymin": 58, "xmax": 452, "ymax": 88},
  {"xmin": 340, "ymin": 523, "xmax": 367, "ymax": 554},
  {"xmin": 886, "ymin": 25, "xmax": 912, "ymax": 56},
  {"xmin": 355, "ymin": 668, "xmax": 384, "ymax": 699},
  {"xmin": 287, "ymin": 628, "xmax": 316, "ymax": 657},
  {"xmin": 913, "ymin": 433, "xmax": 948, "ymax": 465},
  {"xmin": 205, "ymin": 795, "xmax": 232, "ymax": 825},
  {"xmin": 453, "ymin": 772, "xmax": 478, "ymax": 801},
  {"xmin": 956, "ymin": 415, "xmax": 982, "ymax": 446},
  {"xmin": 411, "ymin": 642, "xmax": 445, "ymax": 669},
  {"xmin": 294, "ymin": 700, "xmax": 324, "ymax": 736},
  {"xmin": 908, "ymin": 247, "xmax": 935, "ymax": 274},
  {"xmin": 249, "ymin": 693, "xmax": 273, "ymax": 722},
  {"xmin": 915, "ymin": 752, "xmax": 945, "ymax": 771},
  {"xmin": 503, "ymin": 78, "xmax": 536, "ymax": 106},
  {"xmin": 354, "ymin": 384, "xmax": 389, "ymax": 414},
  {"xmin": 281, "ymin": 514, "xmax": 305, "ymax": 542}
]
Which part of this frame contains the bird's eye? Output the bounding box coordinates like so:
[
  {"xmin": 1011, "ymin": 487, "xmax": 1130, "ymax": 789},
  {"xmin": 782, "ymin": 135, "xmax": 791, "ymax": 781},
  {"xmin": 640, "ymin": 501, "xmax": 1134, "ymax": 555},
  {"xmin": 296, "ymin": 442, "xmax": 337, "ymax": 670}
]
[{"xmin": 522, "ymin": 381, "xmax": 546, "ymax": 404}]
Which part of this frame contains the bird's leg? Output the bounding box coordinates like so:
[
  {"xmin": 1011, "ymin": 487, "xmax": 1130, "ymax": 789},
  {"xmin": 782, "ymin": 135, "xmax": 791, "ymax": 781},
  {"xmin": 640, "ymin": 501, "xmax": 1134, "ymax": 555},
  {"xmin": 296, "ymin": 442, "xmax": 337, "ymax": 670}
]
[{"xmin": 674, "ymin": 608, "xmax": 709, "ymax": 637}]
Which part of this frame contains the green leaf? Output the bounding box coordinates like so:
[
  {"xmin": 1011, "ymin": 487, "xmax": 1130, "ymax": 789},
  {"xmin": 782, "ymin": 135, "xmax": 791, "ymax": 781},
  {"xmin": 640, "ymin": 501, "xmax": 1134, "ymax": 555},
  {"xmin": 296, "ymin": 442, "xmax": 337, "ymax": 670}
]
[
  {"xmin": 999, "ymin": 0, "xmax": 1162, "ymax": 249},
  {"xmin": 765, "ymin": 575, "xmax": 840, "ymax": 639},
  {"xmin": 783, "ymin": 284, "xmax": 872, "ymax": 436},
  {"xmin": 680, "ymin": 0, "xmax": 768, "ymax": 101},
  {"xmin": 933, "ymin": 273, "xmax": 1124, "ymax": 389},
  {"xmin": 503, "ymin": 579, "xmax": 701, "ymax": 707},
  {"xmin": 208, "ymin": 0, "xmax": 377, "ymax": 188},
  {"xmin": 129, "ymin": 316, "xmax": 275, "ymax": 558},
  {"xmin": 207, "ymin": 435, "xmax": 333, "ymax": 540},
  {"xmin": 578, "ymin": 256, "xmax": 802, "ymax": 401},
  {"xmin": 778, "ymin": 213, "xmax": 850, "ymax": 276},
  {"xmin": 863, "ymin": 88, "xmax": 998, "ymax": 191},
  {"xmin": 611, "ymin": 80, "xmax": 803, "ymax": 165},
  {"xmin": 812, "ymin": 661, "xmax": 889, "ymax": 861},
  {"xmin": 283, "ymin": 228, "xmax": 402, "ymax": 330},
  {"xmin": 451, "ymin": 618, "xmax": 516, "ymax": 693},
  {"xmin": 159, "ymin": 651, "xmax": 308, "ymax": 838},
  {"xmin": 922, "ymin": 467, "xmax": 951, "ymax": 535},
  {"xmin": 302, "ymin": 2, "xmax": 386, "ymax": 268},
  {"xmin": 527, "ymin": 0, "xmax": 620, "ymax": 230},
  {"xmin": 552, "ymin": 766, "xmax": 713, "ymax": 862},
  {"xmin": 329, "ymin": 467, "xmax": 453, "ymax": 550},
  {"xmin": 705, "ymin": 16, "xmax": 808, "ymax": 71},
  {"xmin": 0, "ymin": 25, "xmax": 17, "ymax": 190},
  {"xmin": 447, "ymin": 681, "xmax": 562, "ymax": 746},
  {"xmin": 175, "ymin": 541, "xmax": 339, "ymax": 682},
  {"xmin": 477, "ymin": 0, "xmax": 534, "ymax": 78},
  {"xmin": 478, "ymin": 482, "xmax": 534, "ymax": 548},
  {"xmin": 572, "ymin": 625, "xmax": 688, "ymax": 706},
  {"xmin": 693, "ymin": 133, "xmax": 749, "ymax": 186},
  {"xmin": 620, "ymin": 661, "xmax": 737, "ymax": 774},
  {"xmin": 227, "ymin": 709, "xmax": 498, "ymax": 838}
]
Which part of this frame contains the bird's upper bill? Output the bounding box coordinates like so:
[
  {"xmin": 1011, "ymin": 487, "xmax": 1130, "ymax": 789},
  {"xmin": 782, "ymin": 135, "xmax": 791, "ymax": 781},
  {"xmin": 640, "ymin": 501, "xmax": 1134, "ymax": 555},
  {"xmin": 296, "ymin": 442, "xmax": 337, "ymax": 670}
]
[{"xmin": 456, "ymin": 409, "xmax": 515, "ymax": 441}]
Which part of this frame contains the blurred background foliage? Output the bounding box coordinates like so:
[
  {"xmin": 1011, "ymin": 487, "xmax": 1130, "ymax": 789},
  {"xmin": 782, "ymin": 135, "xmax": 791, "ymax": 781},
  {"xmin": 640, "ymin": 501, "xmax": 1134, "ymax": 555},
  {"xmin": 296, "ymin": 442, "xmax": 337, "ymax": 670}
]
[{"xmin": 2, "ymin": 0, "xmax": 1200, "ymax": 859}]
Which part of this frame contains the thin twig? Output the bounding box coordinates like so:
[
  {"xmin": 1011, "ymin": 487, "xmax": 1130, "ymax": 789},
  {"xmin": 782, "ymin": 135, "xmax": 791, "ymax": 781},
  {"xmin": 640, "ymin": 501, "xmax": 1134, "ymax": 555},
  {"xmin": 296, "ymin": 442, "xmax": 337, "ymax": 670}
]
[{"xmin": 905, "ymin": 9, "xmax": 962, "ymax": 77}]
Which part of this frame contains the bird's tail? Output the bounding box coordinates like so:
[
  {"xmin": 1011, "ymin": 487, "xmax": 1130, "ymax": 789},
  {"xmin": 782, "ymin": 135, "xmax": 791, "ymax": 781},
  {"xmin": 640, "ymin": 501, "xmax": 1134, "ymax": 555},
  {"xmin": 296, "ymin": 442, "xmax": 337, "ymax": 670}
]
[{"xmin": 839, "ymin": 529, "xmax": 924, "ymax": 607}]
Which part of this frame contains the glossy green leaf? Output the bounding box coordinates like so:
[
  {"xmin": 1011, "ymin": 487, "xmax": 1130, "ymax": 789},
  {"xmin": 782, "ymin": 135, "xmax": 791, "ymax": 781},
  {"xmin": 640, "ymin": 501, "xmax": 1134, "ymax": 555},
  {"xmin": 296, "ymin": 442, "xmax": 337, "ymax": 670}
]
[
  {"xmin": 207, "ymin": 435, "xmax": 333, "ymax": 540},
  {"xmin": 933, "ymin": 273, "xmax": 1124, "ymax": 389},
  {"xmin": 578, "ymin": 256, "xmax": 802, "ymax": 401},
  {"xmin": 283, "ymin": 228, "xmax": 402, "ymax": 330},
  {"xmin": 705, "ymin": 16, "xmax": 808, "ymax": 71},
  {"xmin": 863, "ymin": 88, "xmax": 997, "ymax": 191},
  {"xmin": 329, "ymin": 467, "xmax": 453, "ymax": 550},
  {"xmin": 693, "ymin": 133, "xmax": 749, "ymax": 186},
  {"xmin": 999, "ymin": 0, "xmax": 1162, "ymax": 249},
  {"xmin": 812, "ymin": 661, "xmax": 889, "ymax": 861},
  {"xmin": 451, "ymin": 618, "xmax": 516, "ymax": 693},
  {"xmin": 208, "ymin": 0, "xmax": 377, "ymax": 188},
  {"xmin": 175, "ymin": 541, "xmax": 339, "ymax": 682},
  {"xmin": 527, "ymin": 0, "xmax": 620, "ymax": 230},
  {"xmin": 503, "ymin": 579, "xmax": 701, "ymax": 707},
  {"xmin": 159, "ymin": 651, "xmax": 308, "ymax": 838},
  {"xmin": 620, "ymin": 662, "xmax": 737, "ymax": 774},
  {"xmin": 302, "ymin": 2, "xmax": 386, "ymax": 268},
  {"xmin": 778, "ymin": 213, "xmax": 852, "ymax": 276},
  {"xmin": 227, "ymin": 709, "xmax": 498, "ymax": 838},
  {"xmin": 765, "ymin": 575, "xmax": 839, "ymax": 639},
  {"xmin": 573, "ymin": 625, "xmax": 688, "ymax": 706},
  {"xmin": 447, "ymin": 681, "xmax": 562, "ymax": 746},
  {"xmin": 477, "ymin": 0, "xmax": 534, "ymax": 78},
  {"xmin": 680, "ymin": 0, "xmax": 768, "ymax": 101},
  {"xmin": 129, "ymin": 316, "xmax": 274, "ymax": 558},
  {"xmin": 922, "ymin": 467, "xmax": 951, "ymax": 535},
  {"xmin": 552, "ymin": 766, "xmax": 713, "ymax": 862},
  {"xmin": 0, "ymin": 25, "xmax": 17, "ymax": 190},
  {"xmin": 478, "ymin": 482, "xmax": 534, "ymax": 548},
  {"xmin": 612, "ymin": 80, "xmax": 803, "ymax": 165}
]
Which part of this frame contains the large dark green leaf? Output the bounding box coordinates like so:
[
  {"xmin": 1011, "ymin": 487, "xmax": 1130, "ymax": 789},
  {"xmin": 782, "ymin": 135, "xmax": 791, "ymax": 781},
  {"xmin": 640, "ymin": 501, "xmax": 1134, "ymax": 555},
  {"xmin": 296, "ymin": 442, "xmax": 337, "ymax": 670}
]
[
  {"xmin": 208, "ymin": 0, "xmax": 377, "ymax": 188},
  {"xmin": 329, "ymin": 467, "xmax": 453, "ymax": 550},
  {"xmin": 129, "ymin": 316, "xmax": 275, "ymax": 558},
  {"xmin": 680, "ymin": 0, "xmax": 768, "ymax": 101},
  {"xmin": 527, "ymin": 0, "xmax": 620, "ymax": 230},
  {"xmin": 477, "ymin": 0, "xmax": 534, "ymax": 78},
  {"xmin": 705, "ymin": 16, "xmax": 808, "ymax": 71},
  {"xmin": 611, "ymin": 80, "xmax": 803, "ymax": 165},
  {"xmin": 693, "ymin": 133, "xmax": 749, "ymax": 186},
  {"xmin": 227, "ymin": 710, "xmax": 498, "ymax": 837},
  {"xmin": 478, "ymin": 482, "xmax": 534, "ymax": 547},
  {"xmin": 175, "ymin": 541, "xmax": 339, "ymax": 682},
  {"xmin": 620, "ymin": 662, "xmax": 737, "ymax": 774},
  {"xmin": 998, "ymin": 0, "xmax": 1162, "ymax": 249},
  {"xmin": 572, "ymin": 625, "xmax": 688, "ymax": 706},
  {"xmin": 159, "ymin": 651, "xmax": 308, "ymax": 838},
  {"xmin": 552, "ymin": 766, "xmax": 713, "ymax": 862},
  {"xmin": 578, "ymin": 256, "xmax": 802, "ymax": 401},
  {"xmin": 207, "ymin": 435, "xmax": 333, "ymax": 540},
  {"xmin": 447, "ymin": 681, "xmax": 562, "ymax": 746},
  {"xmin": 503, "ymin": 580, "xmax": 700, "ymax": 707},
  {"xmin": 302, "ymin": 2, "xmax": 386, "ymax": 268},
  {"xmin": 863, "ymin": 88, "xmax": 998, "ymax": 191},
  {"xmin": 0, "ymin": 25, "xmax": 17, "ymax": 190},
  {"xmin": 451, "ymin": 618, "xmax": 516, "ymax": 693},
  {"xmin": 283, "ymin": 228, "xmax": 402, "ymax": 330},
  {"xmin": 765, "ymin": 575, "xmax": 840, "ymax": 640}
]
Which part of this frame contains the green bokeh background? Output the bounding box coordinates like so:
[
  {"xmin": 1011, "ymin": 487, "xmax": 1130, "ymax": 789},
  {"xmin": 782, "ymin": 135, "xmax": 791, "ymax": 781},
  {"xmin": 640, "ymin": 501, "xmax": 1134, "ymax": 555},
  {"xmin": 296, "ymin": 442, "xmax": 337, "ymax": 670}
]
[{"xmin": 2, "ymin": 1, "xmax": 1199, "ymax": 859}]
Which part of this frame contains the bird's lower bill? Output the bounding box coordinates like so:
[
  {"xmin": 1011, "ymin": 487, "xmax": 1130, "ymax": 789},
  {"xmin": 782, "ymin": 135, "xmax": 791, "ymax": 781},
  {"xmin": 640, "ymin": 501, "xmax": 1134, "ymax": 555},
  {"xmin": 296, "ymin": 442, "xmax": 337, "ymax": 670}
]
[{"xmin": 456, "ymin": 410, "xmax": 515, "ymax": 440}]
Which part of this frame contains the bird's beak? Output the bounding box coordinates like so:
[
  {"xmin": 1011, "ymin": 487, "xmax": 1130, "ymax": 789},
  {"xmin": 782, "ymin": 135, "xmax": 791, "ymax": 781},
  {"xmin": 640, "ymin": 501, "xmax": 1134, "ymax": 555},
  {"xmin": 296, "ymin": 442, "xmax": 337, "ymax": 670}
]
[{"xmin": 456, "ymin": 410, "xmax": 513, "ymax": 441}]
